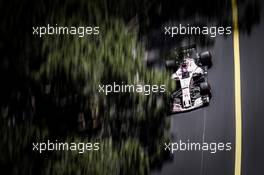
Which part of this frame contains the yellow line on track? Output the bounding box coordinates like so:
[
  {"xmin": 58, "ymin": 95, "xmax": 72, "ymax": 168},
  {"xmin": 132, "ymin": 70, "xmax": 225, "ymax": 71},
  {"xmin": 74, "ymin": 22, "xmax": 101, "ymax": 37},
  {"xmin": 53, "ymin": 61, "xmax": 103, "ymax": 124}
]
[{"xmin": 231, "ymin": 0, "xmax": 242, "ymax": 175}]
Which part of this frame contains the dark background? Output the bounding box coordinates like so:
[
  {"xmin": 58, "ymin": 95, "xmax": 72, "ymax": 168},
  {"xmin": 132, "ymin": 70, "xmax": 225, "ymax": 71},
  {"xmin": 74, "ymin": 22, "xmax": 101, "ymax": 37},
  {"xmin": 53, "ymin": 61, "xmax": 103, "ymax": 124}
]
[{"xmin": 0, "ymin": 0, "xmax": 263, "ymax": 175}]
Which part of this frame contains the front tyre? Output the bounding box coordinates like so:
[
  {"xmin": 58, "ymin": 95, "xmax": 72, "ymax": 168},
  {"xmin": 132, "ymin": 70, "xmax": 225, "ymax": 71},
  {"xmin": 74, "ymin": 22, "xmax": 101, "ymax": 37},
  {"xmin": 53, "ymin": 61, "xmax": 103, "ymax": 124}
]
[
  {"xmin": 200, "ymin": 82, "xmax": 211, "ymax": 96},
  {"xmin": 200, "ymin": 82, "xmax": 211, "ymax": 106},
  {"xmin": 167, "ymin": 97, "xmax": 181, "ymax": 115},
  {"xmin": 202, "ymin": 95, "xmax": 210, "ymax": 106}
]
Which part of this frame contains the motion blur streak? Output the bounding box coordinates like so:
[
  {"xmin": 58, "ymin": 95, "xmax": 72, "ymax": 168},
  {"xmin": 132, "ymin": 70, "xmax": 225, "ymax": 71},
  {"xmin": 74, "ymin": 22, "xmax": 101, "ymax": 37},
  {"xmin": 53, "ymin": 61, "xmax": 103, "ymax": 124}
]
[{"xmin": 231, "ymin": 0, "xmax": 242, "ymax": 175}]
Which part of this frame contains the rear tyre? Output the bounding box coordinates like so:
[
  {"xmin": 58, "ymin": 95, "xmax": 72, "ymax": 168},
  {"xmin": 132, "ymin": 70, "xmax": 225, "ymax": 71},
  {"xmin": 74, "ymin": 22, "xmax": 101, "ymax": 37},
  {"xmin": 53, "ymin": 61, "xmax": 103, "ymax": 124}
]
[{"xmin": 199, "ymin": 51, "xmax": 212, "ymax": 68}]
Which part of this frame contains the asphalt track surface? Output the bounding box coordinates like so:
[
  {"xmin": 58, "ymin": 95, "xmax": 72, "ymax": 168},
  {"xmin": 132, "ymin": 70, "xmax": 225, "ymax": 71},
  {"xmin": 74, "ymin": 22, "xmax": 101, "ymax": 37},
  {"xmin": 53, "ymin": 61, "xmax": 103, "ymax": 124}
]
[
  {"xmin": 152, "ymin": 33, "xmax": 235, "ymax": 175},
  {"xmin": 153, "ymin": 1, "xmax": 264, "ymax": 175},
  {"xmin": 152, "ymin": 2, "xmax": 264, "ymax": 175},
  {"xmin": 240, "ymin": 1, "xmax": 264, "ymax": 174}
]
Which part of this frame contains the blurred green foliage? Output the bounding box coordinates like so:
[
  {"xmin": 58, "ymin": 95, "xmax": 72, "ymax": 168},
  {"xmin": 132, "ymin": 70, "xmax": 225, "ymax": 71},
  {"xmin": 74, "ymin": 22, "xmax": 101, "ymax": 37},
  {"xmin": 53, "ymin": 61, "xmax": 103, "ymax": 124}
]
[
  {"xmin": 0, "ymin": 0, "xmax": 259, "ymax": 174},
  {"xmin": 0, "ymin": 0, "xmax": 172, "ymax": 174}
]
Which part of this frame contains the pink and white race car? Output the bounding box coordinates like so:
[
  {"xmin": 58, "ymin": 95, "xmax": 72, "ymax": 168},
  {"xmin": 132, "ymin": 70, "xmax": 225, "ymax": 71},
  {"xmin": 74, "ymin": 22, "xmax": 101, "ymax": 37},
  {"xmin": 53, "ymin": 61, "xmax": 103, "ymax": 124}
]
[{"xmin": 166, "ymin": 45, "xmax": 212, "ymax": 114}]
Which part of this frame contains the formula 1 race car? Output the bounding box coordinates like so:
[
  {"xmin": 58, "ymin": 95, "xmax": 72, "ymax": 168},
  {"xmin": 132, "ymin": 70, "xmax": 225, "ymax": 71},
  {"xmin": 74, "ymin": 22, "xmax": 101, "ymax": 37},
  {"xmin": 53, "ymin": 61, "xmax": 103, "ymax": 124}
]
[{"xmin": 166, "ymin": 45, "xmax": 212, "ymax": 114}]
